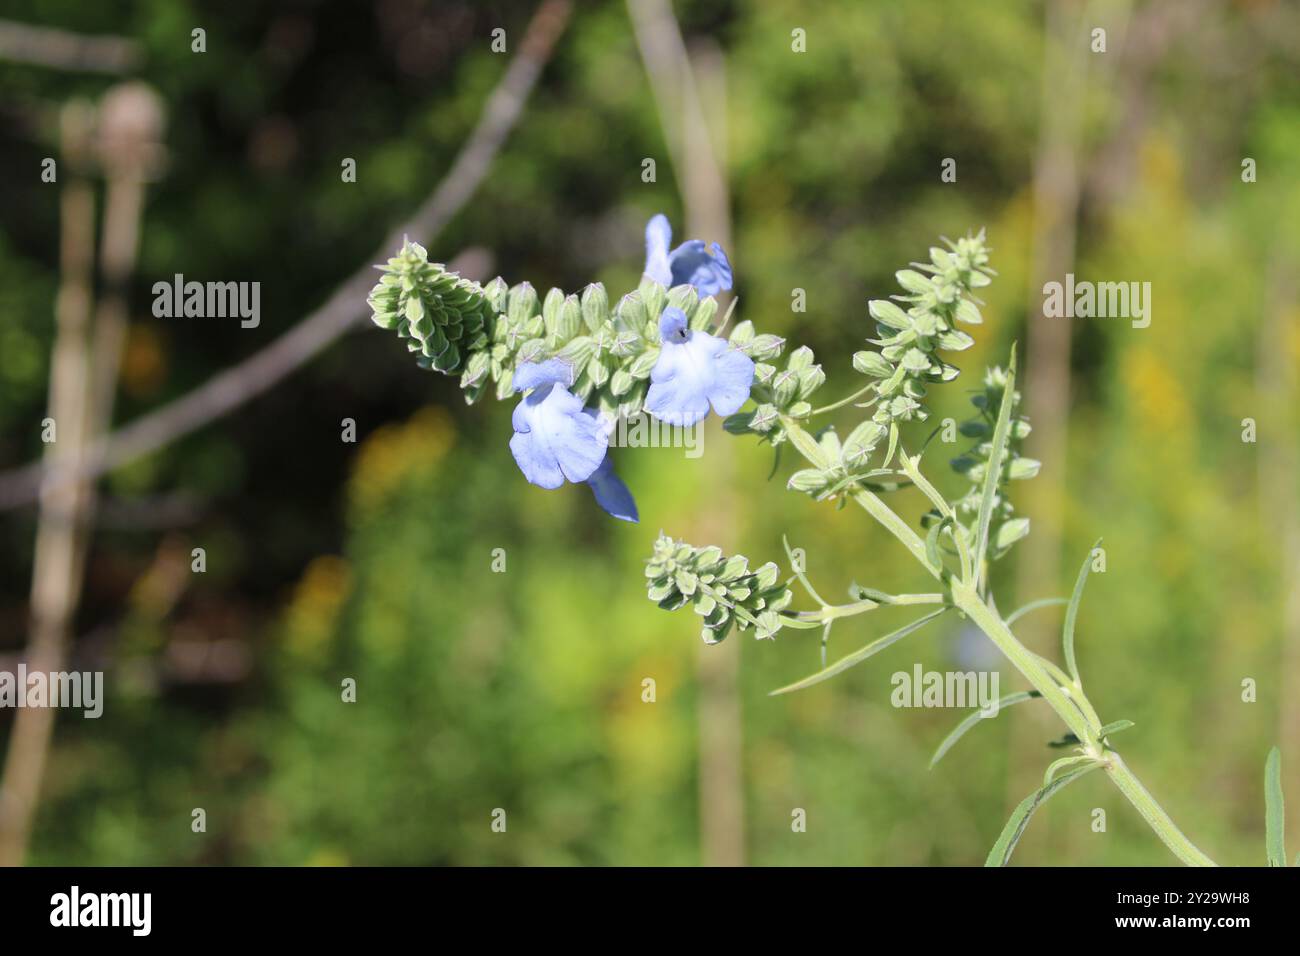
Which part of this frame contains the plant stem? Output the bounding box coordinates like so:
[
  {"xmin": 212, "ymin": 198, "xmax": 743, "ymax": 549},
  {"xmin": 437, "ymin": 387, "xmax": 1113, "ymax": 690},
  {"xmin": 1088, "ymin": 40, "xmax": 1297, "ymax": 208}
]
[
  {"xmin": 1104, "ymin": 753, "xmax": 1218, "ymax": 867},
  {"xmin": 790, "ymin": 592, "xmax": 948, "ymax": 623},
  {"xmin": 951, "ymin": 584, "xmax": 1095, "ymax": 747},
  {"xmin": 810, "ymin": 383, "xmax": 875, "ymax": 416},
  {"xmin": 780, "ymin": 418, "xmax": 1219, "ymax": 866}
]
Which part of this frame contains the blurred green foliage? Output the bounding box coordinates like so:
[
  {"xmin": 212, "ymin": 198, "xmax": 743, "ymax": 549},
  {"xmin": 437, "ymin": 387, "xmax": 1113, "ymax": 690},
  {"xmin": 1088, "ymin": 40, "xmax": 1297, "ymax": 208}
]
[{"xmin": 2, "ymin": 0, "xmax": 1298, "ymax": 865}]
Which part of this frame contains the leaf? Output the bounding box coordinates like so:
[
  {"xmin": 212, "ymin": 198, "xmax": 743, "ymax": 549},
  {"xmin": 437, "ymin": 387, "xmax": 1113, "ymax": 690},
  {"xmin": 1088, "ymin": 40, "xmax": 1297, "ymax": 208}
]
[
  {"xmin": 985, "ymin": 763, "xmax": 1101, "ymax": 866},
  {"xmin": 1265, "ymin": 746, "xmax": 1286, "ymax": 866},
  {"xmin": 769, "ymin": 610, "xmax": 948, "ymax": 696},
  {"xmin": 930, "ymin": 691, "xmax": 1041, "ymax": 768},
  {"xmin": 1043, "ymin": 755, "xmax": 1096, "ymax": 788},
  {"xmin": 993, "ymin": 516, "xmax": 1030, "ymax": 552},
  {"xmin": 1062, "ymin": 540, "xmax": 1101, "ymax": 684},
  {"xmin": 783, "ymin": 534, "xmax": 827, "ymax": 607},
  {"xmin": 1005, "ymin": 597, "xmax": 1068, "ymax": 626},
  {"xmin": 924, "ymin": 515, "xmax": 951, "ymax": 571},
  {"xmin": 1098, "ymin": 719, "xmax": 1135, "ymax": 739},
  {"xmin": 973, "ymin": 345, "xmax": 1016, "ymax": 586}
]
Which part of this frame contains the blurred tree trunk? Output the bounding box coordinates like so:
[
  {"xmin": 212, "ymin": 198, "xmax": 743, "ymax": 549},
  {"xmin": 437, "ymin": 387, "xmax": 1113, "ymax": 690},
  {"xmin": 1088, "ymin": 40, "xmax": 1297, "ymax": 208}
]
[
  {"xmin": 0, "ymin": 85, "xmax": 162, "ymax": 866},
  {"xmin": 0, "ymin": 102, "xmax": 99, "ymax": 866},
  {"xmin": 1005, "ymin": 0, "xmax": 1092, "ymax": 857},
  {"xmin": 628, "ymin": 0, "xmax": 745, "ymax": 866},
  {"xmin": 1259, "ymin": 255, "xmax": 1300, "ymax": 832},
  {"xmin": 685, "ymin": 40, "xmax": 745, "ymax": 871}
]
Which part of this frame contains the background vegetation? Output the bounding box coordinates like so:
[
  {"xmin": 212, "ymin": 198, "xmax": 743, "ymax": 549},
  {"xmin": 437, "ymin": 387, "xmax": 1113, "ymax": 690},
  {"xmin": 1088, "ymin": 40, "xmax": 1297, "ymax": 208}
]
[{"xmin": 1, "ymin": 0, "xmax": 1297, "ymax": 865}]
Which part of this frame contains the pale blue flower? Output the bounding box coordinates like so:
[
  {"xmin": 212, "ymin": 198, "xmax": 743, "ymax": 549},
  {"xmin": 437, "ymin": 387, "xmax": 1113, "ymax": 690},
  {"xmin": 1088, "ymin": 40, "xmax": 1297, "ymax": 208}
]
[
  {"xmin": 509, "ymin": 360, "xmax": 607, "ymax": 488},
  {"xmin": 587, "ymin": 454, "xmax": 638, "ymax": 523},
  {"xmin": 645, "ymin": 307, "xmax": 754, "ymax": 427},
  {"xmin": 644, "ymin": 214, "xmax": 733, "ymax": 296}
]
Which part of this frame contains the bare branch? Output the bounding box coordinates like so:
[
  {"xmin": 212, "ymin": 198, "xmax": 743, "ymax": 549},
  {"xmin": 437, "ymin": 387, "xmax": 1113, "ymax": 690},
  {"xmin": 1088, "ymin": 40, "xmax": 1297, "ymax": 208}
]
[
  {"xmin": 0, "ymin": 0, "xmax": 573, "ymax": 512},
  {"xmin": 0, "ymin": 19, "xmax": 141, "ymax": 74}
]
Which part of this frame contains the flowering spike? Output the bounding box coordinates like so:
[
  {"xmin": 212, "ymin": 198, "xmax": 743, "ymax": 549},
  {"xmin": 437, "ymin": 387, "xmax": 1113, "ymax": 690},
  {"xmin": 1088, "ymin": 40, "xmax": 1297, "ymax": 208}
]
[{"xmin": 644, "ymin": 534, "xmax": 792, "ymax": 643}]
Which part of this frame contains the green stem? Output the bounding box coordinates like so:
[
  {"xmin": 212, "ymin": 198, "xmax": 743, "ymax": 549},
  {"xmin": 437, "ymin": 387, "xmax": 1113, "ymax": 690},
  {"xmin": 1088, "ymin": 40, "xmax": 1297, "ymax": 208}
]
[
  {"xmin": 1032, "ymin": 652, "xmax": 1105, "ymax": 736},
  {"xmin": 780, "ymin": 418, "xmax": 1219, "ymax": 866},
  {"xmin": 789, "ymin": 592, "xmax": 947, "ymax": 623},
  {"xmin": 810, "ymin": 383, "xmax": 875, "ymax": 416},
  {"xmin": 1104, "ymin": 753, "xmax": 1219, "ymax": 867},
  {"xmin": 951, "ymin": 584, "xmax": 1095, "ymax": 747},
  {"xmin": 851, "ymin": 487, "xmax": 944, "ymax": 579}
]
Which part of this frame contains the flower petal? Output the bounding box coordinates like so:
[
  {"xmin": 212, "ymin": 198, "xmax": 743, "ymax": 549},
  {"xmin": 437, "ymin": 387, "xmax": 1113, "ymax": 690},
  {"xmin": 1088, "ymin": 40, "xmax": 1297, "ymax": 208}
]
[
  {"xmin": 645, "ymin": 328, "xmax": 755, "ymax": 427},
  {"xmin": 510, "ymin": 382, "xmax": 608, "ymax": 488},
  {"xmin": 512, "ymin": 358, "xmax": 574, "ymax": 392},
  {"xmin": 587, "ymin": 455, "xmax": 639, "ymax": 523},
  {"xmin": 644, "ymin": 213, "xmax": 673, "ymax": 287},
  {"xmin": 669, "ymin": 240, "xmax": 733, "ymax": 296},
  {"xmin": 658, "ymin": 306, "xmax": 689, "ymax": 341},
  {"xmin": 706, "ymin": 339, "xmax": 756, "ymax": 417}
]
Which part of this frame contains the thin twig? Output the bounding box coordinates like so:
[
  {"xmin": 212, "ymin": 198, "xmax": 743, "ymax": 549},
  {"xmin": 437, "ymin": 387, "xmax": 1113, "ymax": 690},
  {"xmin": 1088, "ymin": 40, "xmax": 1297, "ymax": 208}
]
[
  {"xmin": 0, "ymin": 19, "xmax": 141, "ymax": 74},
  {"xmin": 0, "ymin": 102, "xmax": 99, "ymax": 867}
]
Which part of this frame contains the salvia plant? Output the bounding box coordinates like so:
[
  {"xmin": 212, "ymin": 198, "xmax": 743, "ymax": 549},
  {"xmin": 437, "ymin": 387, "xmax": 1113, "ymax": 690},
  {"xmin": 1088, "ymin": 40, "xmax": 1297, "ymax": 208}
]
[{"xmin": 369, "ymin": 215, "xmax": 1291, "ymax": 867}]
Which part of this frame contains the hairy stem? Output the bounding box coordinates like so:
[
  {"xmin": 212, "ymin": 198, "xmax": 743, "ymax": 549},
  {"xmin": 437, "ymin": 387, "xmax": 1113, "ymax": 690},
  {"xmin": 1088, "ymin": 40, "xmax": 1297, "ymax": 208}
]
[
  {"xmin": 780, "ymin": 419, "xmax": 1218, "ymax": 866},
  {"xmin": 1104, "ymin": 753, "xmax": 1218, "ymax": 867},
  {"xmin": 789, "ymin": 592, "xmax": 948, "ymax": 623}
]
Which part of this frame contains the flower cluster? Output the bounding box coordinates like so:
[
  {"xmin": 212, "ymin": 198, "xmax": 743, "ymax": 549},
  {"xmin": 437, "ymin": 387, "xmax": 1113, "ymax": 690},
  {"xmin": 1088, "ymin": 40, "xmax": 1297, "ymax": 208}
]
[
  {"xmin": 645, "ymin": 533, "xmax": 792, "ymax": 643},
  {"xmin": 852, "ymin": 233, "xmax": 992, "ymax": 431},
  {"xmin": 367, "ymin": 241, "xmax": 493, "ymax": 375},
  {"xmin": 940, "ymin": 364, "xmax": 1040, "ymax": 559},
  {"xmin": 722, "ymin": 338, "xmax": 823, "ymax": 446},
  {"xmin": 785, "ymin": 419, "xmax": 889, "ymax": 500},
  {"xmin": 369, "ymin": 215, "xmax": 758, "ymax": 522}
]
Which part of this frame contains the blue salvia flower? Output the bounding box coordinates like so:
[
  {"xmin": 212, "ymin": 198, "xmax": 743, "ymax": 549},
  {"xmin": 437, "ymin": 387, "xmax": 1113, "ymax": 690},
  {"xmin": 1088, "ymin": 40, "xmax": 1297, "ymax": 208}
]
[
  {"xmin": 586, "ymin": 454, "xmax": 639, "ymax": 523},
  {"xmin": 645, "ymin": 307, "xmax": 755, "ymax": 427},
  {"xmin": 643, "ymin": 213, "xmax": 733, "ymax": 296},
  {"xmin": 509, "ymin": 359, "xmax": 607, "ymax": 489}
]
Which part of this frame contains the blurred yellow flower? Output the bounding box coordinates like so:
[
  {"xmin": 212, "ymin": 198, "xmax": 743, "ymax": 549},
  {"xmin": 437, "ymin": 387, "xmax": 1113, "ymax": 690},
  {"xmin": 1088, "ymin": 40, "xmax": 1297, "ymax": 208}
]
[
  {"xmin": 120, "ymin": 324, "xmax": 168, "ymax": 398},
  {"xmin": 1121, "ymin": 347, "xmax": 1190, "ymax": 436},
  {"xmin": 348, "ymin": 405, "xmax": 457, "ymax": 515},
  {"xmin": 285, "ymin": 555, "xmax": 352, "ymax": 656}
]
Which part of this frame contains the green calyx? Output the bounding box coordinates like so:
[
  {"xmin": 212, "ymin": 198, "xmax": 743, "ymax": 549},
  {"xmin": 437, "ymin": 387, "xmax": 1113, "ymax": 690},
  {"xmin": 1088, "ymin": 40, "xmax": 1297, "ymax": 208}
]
[
  {"xmin": 723, "ymin": 336, "xmax": 821, "ymax": 445},
  {"xmin": 645, "ymin": 533, "xmax": 793, "ymax": 644},
  {"xmin": 367, "ymin": 240, "xmax": 493, "ymax": 376},
  {"xmin": 373, "ymin": 237, "xmax": 733, "ymax": 421},
  {"xmin": 854, "ymin": 232, "xmax": 993, "ymax": 426},
  {"xmin": 942, "ymin": 364, "xmax": 1039, "ymax": 559}
]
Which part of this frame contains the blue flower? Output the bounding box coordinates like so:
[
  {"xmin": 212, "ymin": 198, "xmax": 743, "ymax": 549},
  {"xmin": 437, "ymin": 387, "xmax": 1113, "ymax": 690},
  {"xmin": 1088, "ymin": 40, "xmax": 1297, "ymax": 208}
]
[
  {"xmin": 509, "ymin": 360, "xmax": 607, "ymax": 489},
  {"xmin": 645, "ymin": 307, "xmax": 755, "ymax": 427},
  {"xmin": 643, "ymin": 214, "xmax": 733, "ymax": 296},
  {"xmin": 587, "ymin": 454, "xmax": 639, "ymax": 523}
]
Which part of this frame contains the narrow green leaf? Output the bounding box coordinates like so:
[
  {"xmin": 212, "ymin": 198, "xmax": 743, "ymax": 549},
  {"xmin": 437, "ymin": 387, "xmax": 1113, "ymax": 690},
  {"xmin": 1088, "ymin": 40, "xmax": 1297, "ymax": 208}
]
[
  {"xmin": 783, "ymin": 534, "xmax": 828, "ymax": 607},
  {"xmin": 1062, "ymin": 540, "xmax": 1101, "ymax": 684},
  {"xmin": 1098, "ymin": 719, "xmax": 1135, "ymax": 739},
  {"xmin": 770, "ymin": 609, "xmax": 948, "ymax": 696},
  {"xmin": 1005, "ymin": 597, "xmax": 1068, "ymax": 626},
  {"xmin": 1265, "ymin": 746, "xmax": 1286, "ymax": 866},
  {"xmin": 1043, "ymin": 754, "xmax": 1097, "ymax": 788},
  {"xmin": 924, "ymin": 515, "xmax": 951, "ymax": 572},
  {"xmin": 985, "ymin": 763, "xmax": 1101, "ymax": 866},
  {"xmin": 771, "ymin": 615, "xmax": 821, "ymax": 631},
  {"xmin": 930, "ymin": 691, "xmax": 1040, "ymax": 768},
  {"xmin": 973, "ymin": 345, "xmax": 1016, "ymax": 588}
]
